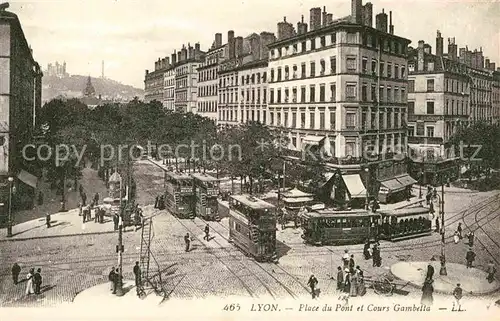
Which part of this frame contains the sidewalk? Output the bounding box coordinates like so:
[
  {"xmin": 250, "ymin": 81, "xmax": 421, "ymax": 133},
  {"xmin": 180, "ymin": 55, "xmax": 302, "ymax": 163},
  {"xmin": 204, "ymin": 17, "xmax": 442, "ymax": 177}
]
[
  {"xmin": 1, "ymin": 205, "xmax": 159, "ymax": 242},
  {"xmin": 391, "ymin": 261, "xmax": 500, "ymax": 295},
  {"xmin": 14, "ymin": 166, "xmax": 109, "ymax": 225}
]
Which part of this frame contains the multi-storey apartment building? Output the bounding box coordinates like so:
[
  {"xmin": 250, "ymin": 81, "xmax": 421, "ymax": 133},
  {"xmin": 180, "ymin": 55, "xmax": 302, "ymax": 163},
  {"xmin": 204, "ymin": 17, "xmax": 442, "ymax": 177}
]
[
  {"xmin": 0, "ymin": 6, "xmax": 43, "ymax": 218},
  {"xmin": 174, "ymin": 43, "xmax": 204, "ymax": 113},
  {"xmin": 218, "ymin": 31, "xmax": 276, "ymax": 126},
  {"xmin": 266, "ymin": 0, "xmax": 413, "ymax": 204},
  {"xmin": 163, "ymin": 67, "xmax": 175, "ymax": 111},
  {"xmin": 407, "ymin": 31, "xmax": 500, "ymax": 185},
  {"xmin": 218, "ymin": 31, "xmax": 242, "ymax": 125},
  {"xmin": 145, "ymin": 57, "xmax": 169, "ymax": 103},
  {"xmin": 197, "ymin": 33, "xmax": 227, "ymax": 121}
]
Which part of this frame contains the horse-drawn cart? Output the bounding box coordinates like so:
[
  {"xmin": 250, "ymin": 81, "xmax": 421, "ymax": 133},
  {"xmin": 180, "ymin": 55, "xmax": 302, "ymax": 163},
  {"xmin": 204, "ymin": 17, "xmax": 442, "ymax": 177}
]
[{"xmin": 364, "ymin": 273, "xmax": 411, "ymax": 296}]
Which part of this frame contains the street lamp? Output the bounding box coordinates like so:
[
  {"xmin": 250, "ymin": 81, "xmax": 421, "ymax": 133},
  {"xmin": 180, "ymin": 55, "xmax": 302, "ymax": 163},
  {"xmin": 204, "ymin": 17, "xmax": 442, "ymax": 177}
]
[
  {"xmin": 7, "ymin": 176, "xmax": 13, "ymax": 237},
  {"xmin": 435, "ymin": 177, "xmax": 447, "ymax": 276},
  {"xmin": 419, "ymin": 171, "xmax": 423, "ymax": 199},
  {"xmin": 364, "ymin": 168, "xmax": 370, "ymax": 210},
  {"xmin": 59, "ymin": 162, "xmax": 67, "ymax": 212},
  {"xmin": 115, "ymin": 174, "xmax": 125, "ymax": 296}
]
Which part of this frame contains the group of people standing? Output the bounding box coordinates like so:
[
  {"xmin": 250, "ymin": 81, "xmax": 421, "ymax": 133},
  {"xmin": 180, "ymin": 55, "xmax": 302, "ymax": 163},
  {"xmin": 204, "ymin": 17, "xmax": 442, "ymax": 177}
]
[
  {"xmin": 79, "ymin": 192, "xmax": 105, "ymax": 224},
  {"xmin": 11, "ymin": 263, "xmax": 43, "ymax": 296},
  {"xmin": 337, "ymin": 250, "xmax": 366, "ymax": 297}
]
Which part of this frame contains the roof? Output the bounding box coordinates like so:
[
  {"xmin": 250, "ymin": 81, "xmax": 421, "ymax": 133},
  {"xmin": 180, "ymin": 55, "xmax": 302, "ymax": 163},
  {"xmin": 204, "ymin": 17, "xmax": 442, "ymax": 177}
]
[
  {"xmin": 302, "ymin": 208, "xmax": 375, "ymax": 218},
  {"xmin": 191, "ymin": 172, "xmax": 219, "ymax": 182},
  {"xmin": 379, "ymin": 206, "xmax": 430, "ymax": 217},
  {"xmin": 0, "ymin": 9, "xmax": 37, "ymax": 65},
  {"xmin": 282, "ymin": 188, "xmax": 312, "ymax": 198},
  {"xmin": 166, "ymin": 171, "xmax": 192, "ymax": 180},
  {"xmin": 231, "ymin": 194, "xmax": 275, "ymax": 210}
]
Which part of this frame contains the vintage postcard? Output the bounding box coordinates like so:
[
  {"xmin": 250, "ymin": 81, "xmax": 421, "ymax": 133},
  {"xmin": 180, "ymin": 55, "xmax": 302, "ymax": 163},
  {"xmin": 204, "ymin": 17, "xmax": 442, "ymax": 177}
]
[{"xmin": 0, "ymin": 0, "xmax": 499, "ymax": 320}]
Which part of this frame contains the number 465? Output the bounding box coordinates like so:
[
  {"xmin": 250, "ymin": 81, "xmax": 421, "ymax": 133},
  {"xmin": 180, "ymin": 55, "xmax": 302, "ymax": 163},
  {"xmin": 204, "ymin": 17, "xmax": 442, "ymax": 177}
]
[{"xmin": 223, "ymin": 304, "xmax": 241, "ymax": 311}]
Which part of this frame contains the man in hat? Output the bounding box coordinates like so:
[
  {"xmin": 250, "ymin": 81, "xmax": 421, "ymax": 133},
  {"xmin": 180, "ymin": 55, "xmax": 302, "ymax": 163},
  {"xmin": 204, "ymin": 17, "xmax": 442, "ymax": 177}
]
[
  {"xmin": 11, "ymin": 263, "xmax": 21, "ymax": 285},
  {"xmin": 204, "ymin": 224, "xmax": 210, "ymax": 241},
  {"xmin": 466, "ymin": 248, "xmax": 476, "ymax": 268},
  {"xmin": 453, "ymin": 283, "xmax": 463, "ymax": 308},
  {"xmin": 307, "ymin": 274, "xmax": 318, "ymax": 299},
  {"xmin": 108, "ymin": 267, "xmax": 116, "ymax": 292},
  {"xmin": 184, "ymin": 233, "xmax": 191, "ymax": 252},
  {"xmin": 426, "ymin": 263, "xmax": 435, "ymax": 281},
  {"xmin": 336, "ymin": 266, "xmax": 344, "ymax": 292},
  {"xmin": 133, "ymin": 261, "xmax": 141, "ymax": 296}
]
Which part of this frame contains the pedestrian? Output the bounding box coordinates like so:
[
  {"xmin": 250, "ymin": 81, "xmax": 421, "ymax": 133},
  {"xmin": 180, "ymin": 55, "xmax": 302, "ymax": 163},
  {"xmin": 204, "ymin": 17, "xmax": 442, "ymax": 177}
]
[
  {"xmin": 429, "ymin": 201, "xmax": 434, "ymax": 214},
  {"xmin": 457, "ymin": 223, "xmax": 463, "ymax": 239},
  {"xmin": 349, "ymin": 254, "xmax": 355, "ymax": 273},
  {"xmin": 432, "ymin": 188, "xmax": 437, "ymax": 199},
  {"xmin": 25, "ymin": 268, "xmax": 34, "ymax": 295},
  {"xmin": 94, "ymin": 205, "xmax": 99, "ymax": 223},
  {"xmin": 342, "ymin": 250, "xmax": 349, "ymax": 269},
  {"xmin": 94, "ymin": 192, "xmax": 99, "ymax": 205},
  {"xmin": 133, "ymin": 261, "xmax": 141, "ymax": 296},
  {"xmin": 78, "ymin": 202, "xmax": 83, "ymax": 216},
  {"xmin": 435, "ymin": 217, "xmax": 440, "ymax": 233},
  {"xmin": 33, "ymin": 268, "xmax": 42, "ymax": 294},
  {"xmin": 465, "ymin": 248, "xmax": 476, "ymax": 268},
  {"xmin": 453, "ymin": 283, "xmax": 463, "ymax": 308},
  {"xmin": 355, "ymin": 266, "xmax": 366, "ymax": 296},
  {"xmin": 113, "ymin": 268, "xmax": 121, "ymax": 294},
  {"xmin": 426, "ymin": 263, "xmax": 435, "ymax": 281},
  {"xmin": 46, "ymin": 213, "xmax": 51, "ymax": 228},
  {"xmin": 349, "ymin": 267, "xmax": 358, "ymax": 297},
  {"xmin": 307, "ymin": 274, "xmax": 318, "ymax": 299},
  {"xmin": 336, "ymin": 266, "xmax": 344, "ymax": 291},
  {"xmin": 154, "ymin": 196, "xmax": 159, "ymax": 209},
  {"xmin": 372, "ymin": 244, "xmax": 381, "ymax": 267},
  {"xmin": 81, "ymin": 192, "xmax": 87, "ymax": 206},
  {"xmin": 108, "ymin": 267, "xmax": 116, "ymax": 292},
  {"xmin": 468, "ymin": 231, "xmax": 474, "ymax": 247},
  {"xmin": 99, "ymin": 207, "xmax": 105, "ymax": 224},
  {"xmin": 343, "ymin": 269, "xmax": 351, "ymax": 294},
  {"xmin": 453, "ymin": 231, "xmax": 460, "ymax": 244},
  {"xmin": 486, "ymin": 260, "xmax": 496, "ymax": 283},
  {"xmin": 363, "ymin": 240, "xmax": 371, "ymax": 260},
  {"xmin": 421, "ymin": 279, "xmax": 434, "ymax": 306},
  {"xmin": 113, "ymin": 213, "xmax": 119, "ymax": 231},
  {"xmin": 184, "ymin": 233, "xmax": 191, "ymax": 252},
  {"xmin": 79, "ymin": 184, "xmax": 84, "ymax": 195},
  {"xmin": 11, "ymin": 263, "xmax": 21, "ymax": 285},
  {"xmin": 204, "ymin": 224, "xmax": 210, "ymax": 241}
]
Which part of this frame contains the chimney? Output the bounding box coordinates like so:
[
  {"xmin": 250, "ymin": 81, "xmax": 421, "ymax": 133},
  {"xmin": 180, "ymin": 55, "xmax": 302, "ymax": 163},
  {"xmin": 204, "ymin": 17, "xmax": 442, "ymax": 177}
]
[
  {"xmin": 363, "ymin": 2, "xmax": 373, "ymax": 27},
  {"xmin": 165, "ymin": 57, "xmax": 170, "ymax": 67},
  {"xmin": 325, "ymin": 13, "xmax": 333, "ymax": 25},
  {"xmin": 215, "ymin": 33, "xmax": 222, "ymax": 48},
  {"xmin": 310, "ymin": 7, "xmax": 321, "ymax": 31},
  {"xmin": 375, "ymin": 9, "xmax": 388, "ymax": 32},
  {"xmin": 235, "ymin": 37, "xmax": 244, "ymax": 57},
  {"xmin": 490, "ymin": 62, "xmax": 496, "ymax": 71},
  {"xmin": 181, "ymin": 45, "xmax": 188, "ymax": 61},
  {"xmin": 448, "ymin": 37, "xmax": 457, "ymax": 61},
  {"xmin": 260, "ymin": 31, "xmax": 276, "ymax": 59},
  {"xmin": 171, "ymin": 51, "xmax": 177, "ymax": 64},
  {"xmin": 417, "ymin": 40, "xmax": 425, "ymax": 72},
  {"xmin": 250, "ymin": 35, "xmax": 260, "ymax": 60},
  {"xmin": 188, "ymin": 46, "xmax": 194, "ymax": 59},
  {"xmin": 389, "ymin": 11, "xmax": 394, "ymax": 34},
  {"xmin": 485, "ymin": 58, "xmax": 490, "ymax": 69},
  {"xmin": 177, "ymin": 50, "xmax": 182, "ymax": 62},
  {"xmin": 322, "ymin": 6, "xmax": 327, "ymax": 26},
  {"xmin": 145, "ymin": 69, "xmax": 149, "ymax": 76},
  {"xmin": 351, "ymin": 0, "xmax": 362, "ymax": 24},
  {"xmin": 228, "ymin": 30, "xmax": 235, "ymax": 58},
  {"xmin": 436, "ymin": 30, "xmax": 444, "ymax": 57}
]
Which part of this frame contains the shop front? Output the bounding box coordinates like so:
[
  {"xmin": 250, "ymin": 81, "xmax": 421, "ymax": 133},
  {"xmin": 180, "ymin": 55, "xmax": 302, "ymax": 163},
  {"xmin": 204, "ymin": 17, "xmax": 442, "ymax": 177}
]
[{"xmin": 378, "ymin": 174, "xmax": 416, "ymax": 204}]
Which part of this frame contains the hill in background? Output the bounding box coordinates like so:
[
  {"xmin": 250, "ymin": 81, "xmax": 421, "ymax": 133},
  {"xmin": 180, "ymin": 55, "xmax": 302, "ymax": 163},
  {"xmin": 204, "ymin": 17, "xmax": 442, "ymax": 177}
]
[{"xmin": 42, "ymin": 75, "xmax": 144, "ymax": 103}]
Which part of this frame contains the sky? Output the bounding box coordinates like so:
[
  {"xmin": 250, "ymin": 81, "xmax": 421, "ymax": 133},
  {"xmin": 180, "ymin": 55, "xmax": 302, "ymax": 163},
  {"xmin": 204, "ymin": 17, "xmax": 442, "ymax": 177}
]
[{"xmin": 7, "ymin": 0, "xmax": 500, "ymax": 89}]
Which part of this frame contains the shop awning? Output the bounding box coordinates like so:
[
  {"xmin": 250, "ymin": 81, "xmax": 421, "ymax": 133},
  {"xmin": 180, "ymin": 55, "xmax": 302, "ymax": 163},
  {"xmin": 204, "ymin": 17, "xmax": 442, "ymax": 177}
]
[
  {"xmin": 302, "ymin": 135, "xmax": 325, "ymax": 146},
  {"xmin": 395, "ymin": 174, "xmax": 417, "ymax": 187},
  {"xmin": 380, "ymin": 178, "xmax": 405, "ymax": 193},
  {"xmin": 284, "ymin": 196, "xmax": 314, "ymax": 203},
  {"xmin": 342, "ymin": 174, "xmax": 366, "ymax": 199},
  {"xmin": 17, "ymin": 170, "xmax": 38, "ymax": 188}
]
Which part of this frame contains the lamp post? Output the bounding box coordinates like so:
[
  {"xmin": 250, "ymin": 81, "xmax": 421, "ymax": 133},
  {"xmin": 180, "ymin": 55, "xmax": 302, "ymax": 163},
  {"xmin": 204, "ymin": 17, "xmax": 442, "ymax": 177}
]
[
  {"xmin": 419, "ymin": 171, "xmax": 423, "ymax": 199},
  {"xmin": 7, "ymin": 176, "xmax": 14, "ymax": 237},
  {"xmin": 60, "ymin": 163, "xmax": 67, "ymax": 212},
  {"xmin": 436, "ymin": 177, "xmax": 447, "ymax": 276},
  {"xmin": 364, "ymin": 168, "xmax": 370, "ymax": 210},
  {"xmin": 115, "ymin": 174, "xmax": 125, "ymax": 296}
]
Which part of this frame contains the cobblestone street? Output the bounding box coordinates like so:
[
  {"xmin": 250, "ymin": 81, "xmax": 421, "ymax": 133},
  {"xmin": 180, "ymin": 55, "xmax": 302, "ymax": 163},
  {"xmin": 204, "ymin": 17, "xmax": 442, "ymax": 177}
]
[{"xmin": 1, "ymin": 161, "xmax": 499, "ymax": 308}]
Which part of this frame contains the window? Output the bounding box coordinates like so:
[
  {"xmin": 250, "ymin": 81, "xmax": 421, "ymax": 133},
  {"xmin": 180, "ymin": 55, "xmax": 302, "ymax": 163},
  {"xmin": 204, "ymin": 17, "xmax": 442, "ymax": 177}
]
[
  {"xmin": 331, "ymin": 32, "xmax": 336, "ymax": 44},
  {"xmin": 319, "ymin": 112, "xmax": 325, "ymax": 129},
  {"xmin": 387, "ymin": 63, "xmax": 392, "ymax": 78},
  {"xmin": 301, "ymin": 41, "xmax": 306, "ymax": 53},
  {"xmin": 416, "ymin": 122, "xmax": 425, "ymax": 136},
  {"xmin": 362, "ymin": 57, "xmax": 368, "ymax": 73},
  {"xmin": 270, "ymin": 112, "xmax": 274, "ymax": 125},
  {"xmin": 426, "ymin": 101, "xmax": 435, "ymax": 114},
  {"xmin": 270, "ymin": 90, "xmax": 274, "ymax": 103},
  {"xmin": 426, "ymin": 126, "xmax": 434, "ymax": 137},
  {"xmin": 301, "ymin": 86, "xmax": 306, "ymax": 103},
  {"xmin": 408, "ymin": 80, "xmax": 415, "ymax": 93},
  {"xmin": 277, "ymin": 89, "xmax": 281, "ymax": 103},
  {"xmin": 330, "ymin": 111, "xmax": 336, "ymax": 130},
  {"xmin": 401, "ymin": 66, "xmax": 406, "ymax": 78},
  {"xmin": 347, "ymin": 33, "xmax": 356, "ymax": 44},
  {"xmin": 394, "ymin": 65, "xmax": 399, "ymax": 79},
  {"xmin": 330, "ymin": 83, "xmax": 336, "ymax": 101},
  {"xmin": 362, "ymin": 84, "xmax": 367, "ymax": 101},
  {"xmin": 277, "ymin": 113, "xmax": 281, "ymax": 126},
  {"xmin": 345, "ymin": 142, "xmax": 355, "ymax": 156},
  {"xmin": 301, "ymin": 113, "xmax": 306, "ymax": 128},
  {"xmin": 309, "ymin": 85, "xmax": 316, "ymax": 102},
  {"xmin": 371, "ymin": 60, "xmax": 377, "ymax": 74},
  {"xmin": 320, "ymin": 36, "xmax": 326, "ymax": 47},
  {"xmin": 371, "ymin": 84, "xmax": 376, "ymax": 101},
  {"xmin": 427, "ymin": 79, "xmax": 435, "ymax": 92},
  {"xmin": 263, "ymin": 89, "xmax": 267, "ymax": 103},
  {"xmin": 347, "ymin": 57, "xmax": 356, "ymax": 72},
  {"xmin": 319, "ymin": 84, "xmax": 325, "ymax": 102},
  {"xmin": 346, "ymin": 83, "xmax": 356, "ymax": 99},
  {"xmin": 310, "ymin": 62, "xmax": 316, "ymax": 77},
  {"xmin": 292, "ymin": 113, "xmax": 297, "ymax": 128},
  {"xmin": 346, "ymin": 113, "xmax": 356, "ymax": 129},
  {"xmin": 310, "ymin": 38, "xmax": 316, "ymax": 50},
  {"xmin": 320, "ymin": 60, "xmax": 326, "ymax": 75},
  {"xmin": 284, "ymin": 112, "xmax": 288, "ymax": 127},
  {"xmin": 301, "ymin": 63, "xmax": 306, "ymax": 78},
  {"xmin": 330, "ymin": 56, "xmax": 337, "ymax": 74},
  {"xmin": 387, "ymin": 87, "xmax": 392, "ymax": 102},
  {"xmin": 277, "ymin": 68, "xmax": 282, "ymax": 81},
  {"xmin": 270, "ymin": 70, "xmax": 274, "ymax": 82},
  {"xmin": 380, "ymin": 62, "xmax": 385, "ymax": 77},
  {"xmin": 310, "ymin": 112, "xmax": 315, "ymax": 129}
]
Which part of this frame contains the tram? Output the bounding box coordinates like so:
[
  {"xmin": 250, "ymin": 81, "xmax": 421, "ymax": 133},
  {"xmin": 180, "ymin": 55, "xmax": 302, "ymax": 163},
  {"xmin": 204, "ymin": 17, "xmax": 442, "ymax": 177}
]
[
  {"xmin": 192, "ymin": 172, "xmax": 220, "ymax": 221},
  {"xmin": 378, "ymin": 207, "xmax": 432, "ymax": 241},
  {"xmin": 299, "ymin": 209, "xmax": 379, "ymax": 245},
  {"xmin": 164, "ymin": 171, "xmax": 195, "ymax": 219},
  {"xmin": 228, "ymin": 194, "xmax": 277, "ymax": 262}
]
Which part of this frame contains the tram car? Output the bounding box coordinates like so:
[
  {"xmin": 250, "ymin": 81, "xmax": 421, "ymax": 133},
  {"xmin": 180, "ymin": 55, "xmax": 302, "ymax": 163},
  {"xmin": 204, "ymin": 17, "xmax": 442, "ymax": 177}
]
[
  {"xmin": 164, "ymin": 171, "xmax": 195, "ymax": 219},
  {"xmin": 378, "ymin": 206, "xmax": 432, "ymax": 241},
  {"xmin": 228, "ymin": 194, "xmax": 277, "ymax": 262},
  {"xmin": 299, "ymin": 209, "xmax": 379, "ymax": 245},
  {"xmin": 191, "ymin": 172, "xmax": 220, "ymax": 221}
]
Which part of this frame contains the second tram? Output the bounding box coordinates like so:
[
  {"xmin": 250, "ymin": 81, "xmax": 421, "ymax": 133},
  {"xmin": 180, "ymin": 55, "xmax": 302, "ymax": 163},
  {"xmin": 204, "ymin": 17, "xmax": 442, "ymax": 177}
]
[
  {"xmin": 164, "ymin": 171, "xmax": 195, "ymax": 219},
  {"xmin": 228, "ymin": 194, "xmax": 277, "ymax": 262},
  {"xmin": 378, "ymin": 206, "xmax": 432, "ymax": 241},
  {"xmin": 192, "ymin": 172, "xmax": 220, "ymax": 221}
]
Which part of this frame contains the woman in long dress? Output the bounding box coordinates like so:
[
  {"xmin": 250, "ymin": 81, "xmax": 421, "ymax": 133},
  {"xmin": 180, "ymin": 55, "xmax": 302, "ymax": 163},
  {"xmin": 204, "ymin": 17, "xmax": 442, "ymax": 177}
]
[
  {"xmin": 421, "ymin": 279, "xmax": 434, "ymax": 306},
  {"xmin": 453, "ymin": 231, "xmax": 460, "ymax": 244},
  {"xmin": 349, "ymin": 269, "xmax": 358, "ymax": 297},
  {"xmin": 343, "ymin": 269, "xmax": 351, "ymax": 294},
  {"xmin": 25, "ymin": 268, "xmax": 34, "ymax": 295},
  {"xmin": 355, "ymin": 266, "xmax": 366, "ymax": 296}
]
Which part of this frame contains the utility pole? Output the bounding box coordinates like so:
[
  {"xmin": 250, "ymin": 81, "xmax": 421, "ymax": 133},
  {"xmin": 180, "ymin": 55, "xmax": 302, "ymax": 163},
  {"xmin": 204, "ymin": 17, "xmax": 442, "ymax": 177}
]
[
  {"xmin": 115, "ymin": 175, "xmax": 125, "ymax": 296},
  {"xmin": 7, "ymin": 176, "xmax": 14, "ymax": 237},
  {"xmin": 439, "ymin": 178, "xmax": 447, "ymax": 275}
]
